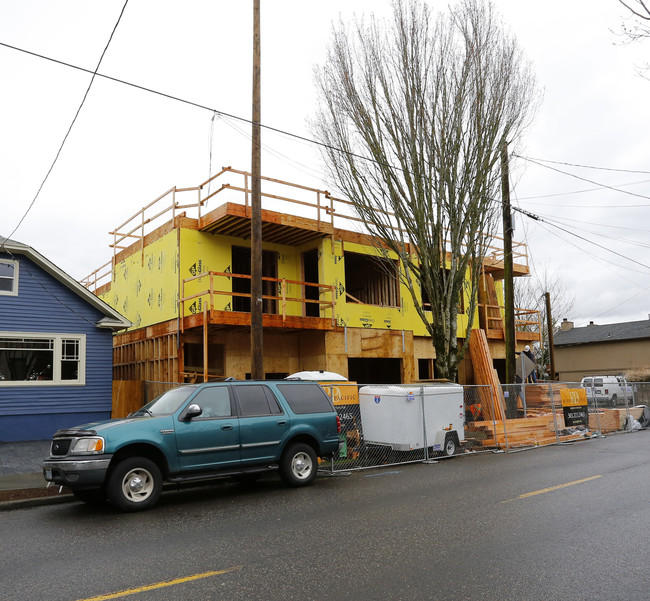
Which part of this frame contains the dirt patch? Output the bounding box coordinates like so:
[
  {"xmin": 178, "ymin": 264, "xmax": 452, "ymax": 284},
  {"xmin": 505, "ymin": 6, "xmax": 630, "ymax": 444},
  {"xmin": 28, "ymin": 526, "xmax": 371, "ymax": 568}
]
[{"xmin": 0, "ymin": 486, "xmax": 71, "ymax": 503}]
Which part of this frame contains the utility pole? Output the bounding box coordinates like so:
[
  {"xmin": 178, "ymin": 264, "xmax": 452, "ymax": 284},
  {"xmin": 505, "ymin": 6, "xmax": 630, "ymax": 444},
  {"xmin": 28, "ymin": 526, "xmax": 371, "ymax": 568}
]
[
  {"xmin": 545, "ymin": 292, "xmax": 556, "ymax": 380},
  {"xmin": 501, "ymin": 140, "xmax": 516, "ymax": 388},
  {"xmin": 251, "ymin": 0, "xmax": 264, "ymax": 379}
]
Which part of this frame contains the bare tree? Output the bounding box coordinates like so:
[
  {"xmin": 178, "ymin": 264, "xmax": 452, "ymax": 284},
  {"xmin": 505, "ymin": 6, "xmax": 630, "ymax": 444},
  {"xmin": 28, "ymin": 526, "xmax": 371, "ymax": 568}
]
[
  {"xmin": 313, "ymin": 0, "xmax": 538, "ymax": 380},
  {"xmin": 618, "ymin": 0, "xmax": 650, "ymax": 40},
  {"xmin": 514, "ymin": 266, "xmax": 576, "ymax": 378}
]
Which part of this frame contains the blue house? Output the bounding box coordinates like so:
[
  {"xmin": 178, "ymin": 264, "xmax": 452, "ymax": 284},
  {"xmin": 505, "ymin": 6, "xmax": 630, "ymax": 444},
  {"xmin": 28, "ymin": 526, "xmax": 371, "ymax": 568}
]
[{"xmin": 0, "ymin": 237, "xmax": 130, "ymax": 442}]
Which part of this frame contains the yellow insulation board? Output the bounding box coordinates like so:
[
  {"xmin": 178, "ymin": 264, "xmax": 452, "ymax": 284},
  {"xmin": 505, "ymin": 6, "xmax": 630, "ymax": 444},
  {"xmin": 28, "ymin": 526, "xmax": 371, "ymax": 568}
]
[
  {"xmin": 99, "ymin": 232, "xmax": 179, "ymax": 331},
  {"xmin": 99, "ymin": 226, "xmax": 480, "ymax": 336}
]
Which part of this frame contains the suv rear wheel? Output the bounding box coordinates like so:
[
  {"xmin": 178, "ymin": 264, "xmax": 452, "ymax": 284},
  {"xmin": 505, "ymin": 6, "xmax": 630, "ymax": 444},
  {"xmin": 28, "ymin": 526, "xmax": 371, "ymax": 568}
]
[
  {"xmin": 107, "ymin": 457, "xmax": 162, "ymax": 512},
  {"xmin": 280, "ymin": 443, "xmax": 317, "ymax": 487}
]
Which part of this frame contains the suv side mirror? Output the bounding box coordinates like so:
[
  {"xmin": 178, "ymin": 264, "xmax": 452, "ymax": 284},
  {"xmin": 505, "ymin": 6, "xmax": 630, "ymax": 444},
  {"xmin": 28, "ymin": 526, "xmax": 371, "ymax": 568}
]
[{"xmin": 181, "ymin": 403, "xmax": 202, "ymax": 421}]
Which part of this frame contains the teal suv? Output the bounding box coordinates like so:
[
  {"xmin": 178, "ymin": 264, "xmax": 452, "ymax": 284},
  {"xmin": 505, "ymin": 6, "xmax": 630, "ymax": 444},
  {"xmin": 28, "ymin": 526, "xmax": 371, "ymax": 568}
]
[{"xmin": 43, "ymin": 380, "xmax": 341, "ymax": 511}]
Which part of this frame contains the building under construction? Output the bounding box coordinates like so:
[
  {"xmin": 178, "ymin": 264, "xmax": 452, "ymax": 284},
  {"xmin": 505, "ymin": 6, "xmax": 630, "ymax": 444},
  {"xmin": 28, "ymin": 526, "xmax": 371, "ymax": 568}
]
[{"xmin": 83, "ymin": 167, "xmax": 540, "ymax": 388}]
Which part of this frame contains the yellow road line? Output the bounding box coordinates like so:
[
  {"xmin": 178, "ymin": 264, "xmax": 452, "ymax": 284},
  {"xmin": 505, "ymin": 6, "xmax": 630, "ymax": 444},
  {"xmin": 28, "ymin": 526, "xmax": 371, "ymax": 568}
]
[
  {"xmin": 77, "ymin": 566, "xmax": 244, "ymax": 601},
  {"xmin": 500, "ymin": 475, "xmax": 602, "ymax": 504}
]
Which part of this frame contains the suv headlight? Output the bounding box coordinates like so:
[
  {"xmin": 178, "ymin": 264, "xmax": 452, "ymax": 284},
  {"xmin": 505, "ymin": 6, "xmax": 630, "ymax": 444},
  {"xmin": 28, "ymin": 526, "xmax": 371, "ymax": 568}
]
[{"xmin": 70, "ymin": 437, "xmax": 105, "ymax": 455}]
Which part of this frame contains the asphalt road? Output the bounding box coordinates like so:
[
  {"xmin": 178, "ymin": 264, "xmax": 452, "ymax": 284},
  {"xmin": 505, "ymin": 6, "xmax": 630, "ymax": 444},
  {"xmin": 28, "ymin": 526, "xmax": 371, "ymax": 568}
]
[{"xmin": 2, "ymin": 431, "xmax": 649, "ymax": 601}]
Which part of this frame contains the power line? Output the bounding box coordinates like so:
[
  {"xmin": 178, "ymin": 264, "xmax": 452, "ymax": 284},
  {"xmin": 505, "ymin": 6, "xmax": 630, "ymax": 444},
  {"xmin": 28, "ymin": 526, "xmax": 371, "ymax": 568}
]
[
  {"xmin": 0, "ymin": 39, "xmax": 381, "ymax": 175},
  {"xmin": 508, "ymin": 204, "xmax": 650, "ymax": 272},
  {"xmin": 4, "ymin": 37, "xmax": 650, "ymax": 284},
  {"xmin": 2, "ymin": 1, "xmax": 130, "ymax": 244},
  {"xmin": 515, "ymin": 177, "xmax": 650, "ymax": 204},
  {"xmin": 0, "ymin": 2, "xmax": 130, "ymax": 327},
  {"xmin": 5, "ymin": 37, "xmax": 650, "ymax": 212},
  {"xmin": 515, "ymin": 155, "xmax": 650, "ymax": 202},
  {"xmin": 514, "ymin": 155, "xmax": 650, "ymax": 175},
  {"xmin": 534, "ymin": 211, "xmax": 650, "ymax": 234}
]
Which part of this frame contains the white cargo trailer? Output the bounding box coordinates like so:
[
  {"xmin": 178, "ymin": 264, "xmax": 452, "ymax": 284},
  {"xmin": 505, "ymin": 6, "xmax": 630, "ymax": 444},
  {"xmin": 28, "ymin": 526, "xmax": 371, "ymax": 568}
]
[{"xmin": 358, "ymin": 384, "xmax": 464, "ymax": 456}]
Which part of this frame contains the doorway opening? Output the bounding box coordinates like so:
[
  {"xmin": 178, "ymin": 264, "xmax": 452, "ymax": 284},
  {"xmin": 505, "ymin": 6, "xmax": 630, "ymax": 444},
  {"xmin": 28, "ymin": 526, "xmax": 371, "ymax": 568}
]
[
  {"xmin": 302, "ymin": 248, "xmax": 320, "ymax": 317},
  {"xmin": 231, "ymin": 246, "xmax": 278, "ymax": 314},
  {"xmin": 348, "ymin": 358, "xmax": 402, "ymax": 384}
]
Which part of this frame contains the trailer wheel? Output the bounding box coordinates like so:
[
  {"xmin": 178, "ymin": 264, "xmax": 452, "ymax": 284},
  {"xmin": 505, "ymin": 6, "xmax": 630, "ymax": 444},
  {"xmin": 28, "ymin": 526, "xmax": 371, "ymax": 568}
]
[{"xmin": 442, "ymin": 433, "xmax": 458, "ymax": 457}]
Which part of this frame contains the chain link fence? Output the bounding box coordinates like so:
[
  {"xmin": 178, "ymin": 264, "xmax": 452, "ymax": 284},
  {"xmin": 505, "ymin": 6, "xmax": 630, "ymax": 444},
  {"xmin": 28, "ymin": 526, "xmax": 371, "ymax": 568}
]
[
  {"xmin": 132, "ymin": 380, "xmax": 650, "ymax": 473},
  {"xmin": 321, "ymin": 383, "xmax": 499, "ymax": 473}
]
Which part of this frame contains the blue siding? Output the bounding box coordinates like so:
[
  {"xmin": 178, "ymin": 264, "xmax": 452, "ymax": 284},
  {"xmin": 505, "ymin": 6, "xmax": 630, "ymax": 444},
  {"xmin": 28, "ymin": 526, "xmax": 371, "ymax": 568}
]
[{"xmin": 0, "ymin": 253, "xmax": 114, "ymax": 441}]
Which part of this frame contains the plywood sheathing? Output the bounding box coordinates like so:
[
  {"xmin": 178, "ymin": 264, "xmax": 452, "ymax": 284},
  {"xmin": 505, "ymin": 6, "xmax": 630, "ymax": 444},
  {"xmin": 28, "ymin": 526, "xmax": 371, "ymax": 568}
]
[{"xmin": 469, "ymin": 329, "xmax": 506, "ymax": 422}]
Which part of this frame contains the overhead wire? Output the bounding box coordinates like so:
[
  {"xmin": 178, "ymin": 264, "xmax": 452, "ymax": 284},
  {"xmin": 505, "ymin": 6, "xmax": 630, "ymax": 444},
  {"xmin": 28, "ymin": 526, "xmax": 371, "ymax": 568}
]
[
  {"xmin": 2, "ymin": 1, "xmax": 130, "ymax": 245},
  {"xmin": 514, "ymin": 155, "xmax": 650, "ymax": 202},
  {"xmin": 3, "ymin": 35, "xmax": 650, "ymax": 321},
  {"xmin": 0, "ymin": 40, "xmax": 381, "ymax": 178},
  {"xmin": 1, "ymin": 1, "xmax": 130, "ymax": 327},
  {"xmin": 515, "ymin": 155, "xmax": 650, "ymax": 175}
]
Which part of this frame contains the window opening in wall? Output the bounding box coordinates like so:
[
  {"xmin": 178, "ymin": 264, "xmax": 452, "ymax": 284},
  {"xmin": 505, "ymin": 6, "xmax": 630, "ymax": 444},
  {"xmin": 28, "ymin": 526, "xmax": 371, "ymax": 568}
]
[
  {"xmin": 418, "ymin": 358, "xmax": 433, "ymax": 380},
  {"xmin": 245, "ymin": 372, "xmax": 289, "ymax": 380},
  {"xmin": 231, "ymin": 246, "xmax": 278, "ymax": 314},
  {"xmin": 348, "ymin": 358, "xmax": 402, "ymax": 384},
  {"xmin": 344, "ymin": 251, "xmax": 399, "ymax": 307},
  {"xmin": 302, "ymin": 248, "xmax": 320, "ymax": 317},
  {"xmin": 0, "ymin": 260, "xmax": 18, "ymax": 295},
  {"xmin": 183, "ymin": 342, "xmax": 224, "ymax": 379}
]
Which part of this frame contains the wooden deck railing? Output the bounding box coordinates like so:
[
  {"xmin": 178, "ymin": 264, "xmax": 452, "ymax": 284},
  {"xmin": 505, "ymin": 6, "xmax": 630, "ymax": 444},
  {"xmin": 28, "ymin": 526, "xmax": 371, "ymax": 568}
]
[
  {"xmin": 478, "ymin": 303, "xmax": 541, "ymax": 334},
  {"xmin": 179, "ymin": 271, "xmax": 337, "ymax": 331},
  {"xmin": 81, "ymin": 167, "xmax": 529, "ymax": 292}
]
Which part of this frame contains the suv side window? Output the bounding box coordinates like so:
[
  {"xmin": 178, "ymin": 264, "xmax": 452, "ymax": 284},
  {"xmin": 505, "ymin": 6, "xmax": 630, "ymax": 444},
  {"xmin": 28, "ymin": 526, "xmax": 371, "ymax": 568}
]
[
  {"xmin": 277, "ymin": 383, "xmax": 335, "ymax": 414},
  {"xmin": 192, "ymin": 386, "xmax": 233, "ymax": 418},
  {"xmin": 234, "ymin": 385, "xmax": 283, "ymax": 417}
]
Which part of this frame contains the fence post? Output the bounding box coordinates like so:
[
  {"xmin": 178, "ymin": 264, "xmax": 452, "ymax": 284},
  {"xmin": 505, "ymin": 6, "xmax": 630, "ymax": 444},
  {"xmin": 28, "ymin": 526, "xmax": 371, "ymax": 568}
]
[
  {"xmin": 590, "ymin": 384, "xmax": 603, "ymax": 435},
  {"xmin": 328, "ymin": 384, "xmax": 337, "ymax": 473},
  {"xmin": 548, "ymin": 382, "xmax": 561, "ymax": 444},
  {"xmin": 492, "ymin": 385, "xmax": 509, "ymax": 452},
  {"xmin": 421, "ymin": 386, "xmax": 429, "ymax": 461},
  {"xmin": 623, "ymin": 377, "xmax": 631, "ymax": 431}
]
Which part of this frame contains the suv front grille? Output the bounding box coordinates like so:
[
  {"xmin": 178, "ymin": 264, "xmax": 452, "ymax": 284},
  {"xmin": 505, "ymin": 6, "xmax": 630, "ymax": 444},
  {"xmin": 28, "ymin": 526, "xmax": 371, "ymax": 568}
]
[{"xmin": 51, "ymin": 439, "xmax": 72, "ymax": 456}]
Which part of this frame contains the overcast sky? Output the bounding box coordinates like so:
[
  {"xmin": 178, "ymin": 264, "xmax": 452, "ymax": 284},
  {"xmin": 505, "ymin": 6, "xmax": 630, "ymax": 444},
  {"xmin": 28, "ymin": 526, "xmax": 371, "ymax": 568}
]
[{"xmin": 1, "ymin": 0, "xmax": 649, "ymax": 328}]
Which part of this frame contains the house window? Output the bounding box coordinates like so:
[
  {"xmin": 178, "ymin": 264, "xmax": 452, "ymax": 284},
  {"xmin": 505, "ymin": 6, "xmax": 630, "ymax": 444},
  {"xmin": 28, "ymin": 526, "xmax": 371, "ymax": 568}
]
[
  {"xmin": 344, "ymin": 251, "xmax": 400, "ymax": 307},
  {"xmin": 0, "ymin": 333, "xmax": 86, "ymax": 386},
  {"xmin": 0, "ymin": 260, "xmax": 18, "ymax": 296}
]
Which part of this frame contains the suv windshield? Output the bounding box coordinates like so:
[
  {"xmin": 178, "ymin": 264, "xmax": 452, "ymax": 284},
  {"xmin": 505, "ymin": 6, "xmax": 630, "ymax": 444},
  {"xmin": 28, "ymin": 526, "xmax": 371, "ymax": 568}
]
[{"xmin": 132, "ymin": 385, "xmax": 198, "ymax": 416}]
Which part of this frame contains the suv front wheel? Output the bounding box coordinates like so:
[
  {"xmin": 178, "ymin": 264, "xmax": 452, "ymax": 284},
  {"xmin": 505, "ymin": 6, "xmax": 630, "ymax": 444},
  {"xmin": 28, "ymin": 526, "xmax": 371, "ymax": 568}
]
[
  {"xmin": 107, "ymin": 457, "xmax": 162, "ymax": 512},
  {"xmin": 280, "ymin": 443, "xmax": 317, "ymax": 487}
]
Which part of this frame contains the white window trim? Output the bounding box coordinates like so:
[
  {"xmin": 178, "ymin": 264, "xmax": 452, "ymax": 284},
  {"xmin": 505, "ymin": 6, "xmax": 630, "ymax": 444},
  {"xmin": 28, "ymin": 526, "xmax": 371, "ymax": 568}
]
[
  {"xmin": 0, "ymin": 332, "xmax": 86, "ymax": 386},
  {"xmin": 0, "ymin": 259, "xmax": 18, "ymax": 296}
]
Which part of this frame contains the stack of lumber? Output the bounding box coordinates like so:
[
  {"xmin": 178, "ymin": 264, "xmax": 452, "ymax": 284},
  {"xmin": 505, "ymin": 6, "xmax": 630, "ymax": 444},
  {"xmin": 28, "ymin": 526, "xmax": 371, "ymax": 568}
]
[
  {"xmin": 588, "ymin": 406, "xmax": 645, "ymax": 433},
  {"xmin": 521, "ymin": 383, "xmax": 569, "ymax": 412},
  {"xmin": 466, "ymin": 414, "xmax": 585, "ymax": 448},
  {"xmin": 469, "ymin": 329, "xmax": 506, "ymax": 422}
]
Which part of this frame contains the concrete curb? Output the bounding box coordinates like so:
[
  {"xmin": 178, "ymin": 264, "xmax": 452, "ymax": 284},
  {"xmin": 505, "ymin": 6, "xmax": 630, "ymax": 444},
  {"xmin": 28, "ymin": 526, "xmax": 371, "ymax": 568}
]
[{"xmin": 0, "ymin": 493, "xmax": 75, "ymax": 511}]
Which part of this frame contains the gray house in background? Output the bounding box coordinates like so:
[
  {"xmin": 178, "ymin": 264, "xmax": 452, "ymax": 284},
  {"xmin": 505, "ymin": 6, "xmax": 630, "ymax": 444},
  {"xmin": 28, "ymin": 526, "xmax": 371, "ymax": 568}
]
[
  {"xmin": 0, "ymin": 237, "xmax": 130, "ymax": 442},
  {"xmin": 553, "ymin": 317, "xmax": 650, "ymax": 381}
]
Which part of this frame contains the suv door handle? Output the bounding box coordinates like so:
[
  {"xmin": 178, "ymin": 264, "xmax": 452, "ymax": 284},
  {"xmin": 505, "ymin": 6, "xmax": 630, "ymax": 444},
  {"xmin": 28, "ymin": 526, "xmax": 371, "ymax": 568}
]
[
  {"xmin": 277, "ymin": 420, "xmax": 287, "ymax": 426},
  {"xmin": 221, "ymin": 424, "xmax": 234, "ymax": 431}
]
